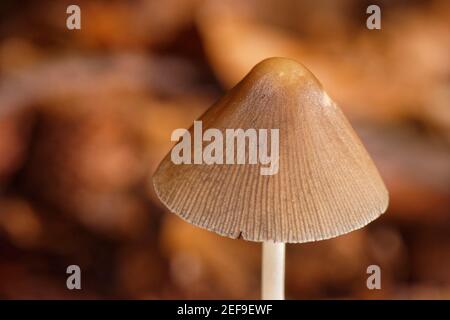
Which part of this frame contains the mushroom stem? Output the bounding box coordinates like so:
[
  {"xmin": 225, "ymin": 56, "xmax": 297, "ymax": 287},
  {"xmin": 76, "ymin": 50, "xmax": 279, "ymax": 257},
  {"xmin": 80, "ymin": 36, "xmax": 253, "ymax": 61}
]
[{"xmin": 262, "ymin": 241, "xmax": 285, "ymax": 300}]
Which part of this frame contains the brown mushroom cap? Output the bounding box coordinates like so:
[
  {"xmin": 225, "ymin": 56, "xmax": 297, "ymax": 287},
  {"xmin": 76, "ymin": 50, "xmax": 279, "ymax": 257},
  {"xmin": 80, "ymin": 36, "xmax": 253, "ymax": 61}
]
[{"xmin": 153, "ymin": 57, "xmax": 388, "ymax": 243}]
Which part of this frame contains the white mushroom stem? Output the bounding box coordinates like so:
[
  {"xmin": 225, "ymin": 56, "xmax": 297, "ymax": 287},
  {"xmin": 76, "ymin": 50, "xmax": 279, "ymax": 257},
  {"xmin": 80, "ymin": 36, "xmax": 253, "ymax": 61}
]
[{"xmin": 262, "ymin": 241, "xmax": 285, "ymax": 300}]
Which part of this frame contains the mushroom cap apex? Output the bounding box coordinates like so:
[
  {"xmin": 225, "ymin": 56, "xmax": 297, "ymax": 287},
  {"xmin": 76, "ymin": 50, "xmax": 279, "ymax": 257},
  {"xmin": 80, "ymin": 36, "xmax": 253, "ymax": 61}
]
[{"xmin": 248, "ymin": 57, "xmax": 318, "ymax": 86}]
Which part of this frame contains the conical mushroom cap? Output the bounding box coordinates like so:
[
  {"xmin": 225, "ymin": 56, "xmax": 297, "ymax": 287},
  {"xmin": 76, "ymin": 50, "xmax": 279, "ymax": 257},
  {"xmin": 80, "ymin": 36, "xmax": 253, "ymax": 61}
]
[{"xmin": 153, "ymin": 57, "xmax": 388, "ymax": 243}]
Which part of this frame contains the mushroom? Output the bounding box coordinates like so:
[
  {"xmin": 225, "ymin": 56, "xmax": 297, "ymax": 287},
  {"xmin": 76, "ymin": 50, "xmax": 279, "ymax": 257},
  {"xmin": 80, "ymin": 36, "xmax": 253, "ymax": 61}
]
[{"xmin": 153, "ymin": 57, "xmax": 389, "ymax": 299}]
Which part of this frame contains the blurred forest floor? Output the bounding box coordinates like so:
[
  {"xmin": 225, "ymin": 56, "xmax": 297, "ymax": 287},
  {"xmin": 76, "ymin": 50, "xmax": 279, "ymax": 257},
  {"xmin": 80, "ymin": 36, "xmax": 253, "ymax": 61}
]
[{"xmin": 0, "ymin": 0, "xmax": 449, "ymax": 299}]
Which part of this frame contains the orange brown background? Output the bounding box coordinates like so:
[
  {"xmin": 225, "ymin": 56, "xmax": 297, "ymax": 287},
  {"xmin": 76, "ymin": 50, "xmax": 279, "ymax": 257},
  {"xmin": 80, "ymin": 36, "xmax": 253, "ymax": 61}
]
[{"xmin": 0, "ymin": 0, "xmax": 449, "ymax": 299}]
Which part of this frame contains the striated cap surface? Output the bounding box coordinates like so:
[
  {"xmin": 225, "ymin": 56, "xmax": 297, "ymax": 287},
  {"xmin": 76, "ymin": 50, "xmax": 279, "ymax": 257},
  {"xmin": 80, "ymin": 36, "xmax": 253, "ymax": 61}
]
[{"xmin": 153, "ymin": 57, "xmax": 388, "ymax": 243}]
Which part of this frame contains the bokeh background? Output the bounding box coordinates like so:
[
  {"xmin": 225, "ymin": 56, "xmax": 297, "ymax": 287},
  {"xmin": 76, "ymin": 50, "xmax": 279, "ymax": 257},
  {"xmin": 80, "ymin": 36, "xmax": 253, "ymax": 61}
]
[{"xmin": 0, "ymin": 0, "xmax": 449, "ymax": 299}]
